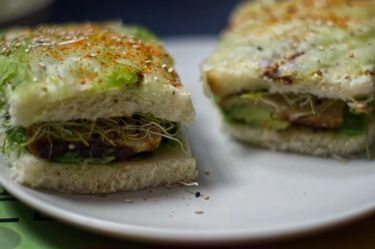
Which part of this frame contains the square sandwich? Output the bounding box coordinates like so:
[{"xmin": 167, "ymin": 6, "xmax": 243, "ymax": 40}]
[
  {"xmin": 0, "ymin": 22, "xmax": 197, "ymax": 193},
  {"xmin": 201, "ymin": 0, "xmax": 375, "ymax": 157}
]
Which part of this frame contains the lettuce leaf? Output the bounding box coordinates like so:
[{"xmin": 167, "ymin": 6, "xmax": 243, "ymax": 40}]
[{"xmin": 337, "ymin": 110, "xmax": 368, "ymax": 136}]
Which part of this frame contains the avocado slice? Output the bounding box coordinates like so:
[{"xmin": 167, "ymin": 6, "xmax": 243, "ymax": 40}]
[{"xmin": 224, "ymin": 106, "xmax": 289, "ymax": 130}]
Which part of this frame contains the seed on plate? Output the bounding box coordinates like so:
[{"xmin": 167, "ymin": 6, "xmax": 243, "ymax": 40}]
[{"xmin": 195, "ymin": 209, "xmax": 204, "ymax": 214}]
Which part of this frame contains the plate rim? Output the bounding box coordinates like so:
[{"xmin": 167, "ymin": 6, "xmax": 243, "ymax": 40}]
[{"xmin": 1, "ymin": 170, "xmax": 375, "ymax": 244}]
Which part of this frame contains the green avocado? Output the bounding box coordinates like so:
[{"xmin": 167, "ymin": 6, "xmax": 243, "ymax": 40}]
[
  {"xmin": 103, "ymin": 66, "xmax": 139, "ymax": 90},
  {"xmin": 224, "ymin": 106, "xmax": 289, "ymax": 130}
]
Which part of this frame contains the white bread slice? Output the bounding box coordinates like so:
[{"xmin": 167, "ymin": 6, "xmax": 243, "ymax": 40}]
[
  {"xmin": 9, "ymin": 84, "xmax": 194, "ymax": 126},
  {"xmin": 1, "ymin": 23, "xmax": 194, "ymax": 126},
  {"xmin": 201, "ymin": 0, "xmax": 375, "ymax": 102},
  {"xmin": 224, "ymin": 120, "xmax": 375, "ymax": 157},
  {"xmin": 10, "ymin": 144, "xmax": 197, "ymax": 194}
]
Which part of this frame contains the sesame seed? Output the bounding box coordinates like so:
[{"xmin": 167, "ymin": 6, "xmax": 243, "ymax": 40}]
[
  {"xmin": 68, "ymin": 144, "xmax": 75, "ymax": 150},
  {"xmin": 38, "ymin": 62, "xmax": 46, "ymax": 69},
  {"xmin": 347, "ymin": 51, "xmax": 354, "ymax": 58},
  {"xmin": 203, "ymin": 195, "xmax": 210, "ymax": 200},
  {"xmin": 144, "ymin": 60, "xmax": 152, "ymax": 64},
  {"xmin": 313, "ymin": 70, "xmax": 323, "ymax": 78},
  {"xmin": 153, "ymin": 76, "xmax": 158, "ymax": 81},
  {"xmin": 168, "ymin": 67, "xmax": 174, "ymax": 73},
  {"xmin": 161, "ymin": 64, "xmax": 168, "ymax": 68}
]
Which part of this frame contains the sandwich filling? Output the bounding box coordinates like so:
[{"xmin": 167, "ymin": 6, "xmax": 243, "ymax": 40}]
[
  {"xmin": 0, "ymin": 23, "xmax": 194, "ymax": 164},
  {"xmin": 219, "ymin": 91, "xmax": 371, "ymax": 136},
  {"xmin": 2, "ymin": 113, "xmax": 184, "ymax": 164}
]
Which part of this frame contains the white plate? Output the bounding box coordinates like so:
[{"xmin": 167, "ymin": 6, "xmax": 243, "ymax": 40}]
[{"xmin": 1, "ymin": 37, "xmax": 375, "ymax": 244}]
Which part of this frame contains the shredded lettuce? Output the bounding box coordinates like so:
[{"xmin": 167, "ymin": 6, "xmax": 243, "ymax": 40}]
[
  {"xmin": 1, "ymin": 126, "xmax": 27, "ymax": 156},
  {"xmin": 1, "ymin": 114, "xmax": 186, "ymax": 164},
  {"xmin": 337, "ymin": 109, "xmax": 368, "ymax": 136}
]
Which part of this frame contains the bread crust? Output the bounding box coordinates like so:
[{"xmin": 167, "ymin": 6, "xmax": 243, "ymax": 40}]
[
  {"xmin": 10, "ymin": 144, "xmax": 197, "ymax": 194},
  {"xmin": 224, "ymin": 120, "xmax": 375, "ymax": 157}
]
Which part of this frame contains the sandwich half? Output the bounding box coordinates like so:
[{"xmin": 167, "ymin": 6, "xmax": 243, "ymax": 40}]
[
  {"xmin": 0, "ymin": 22, "xmax": 197, "ymax": 193},
  {"xmin": 201, "ymin": 0, "xmax": 375, "ymax": 157}
]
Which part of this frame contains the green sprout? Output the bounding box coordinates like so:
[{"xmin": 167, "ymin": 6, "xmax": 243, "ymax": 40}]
[{"xmin": 1, "ymin": 113, "xmax": 187, "ymax": 164}]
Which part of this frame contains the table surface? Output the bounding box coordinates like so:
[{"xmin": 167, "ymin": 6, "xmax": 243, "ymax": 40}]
[{"xmin": 1, "ymin": 185, "xmax": 374, "ymax": 249}]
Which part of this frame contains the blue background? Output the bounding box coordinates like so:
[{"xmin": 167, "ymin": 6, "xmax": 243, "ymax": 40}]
[{"xmin": 50, "ymin": 0, "xmax": 242, "ymax": 36}]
